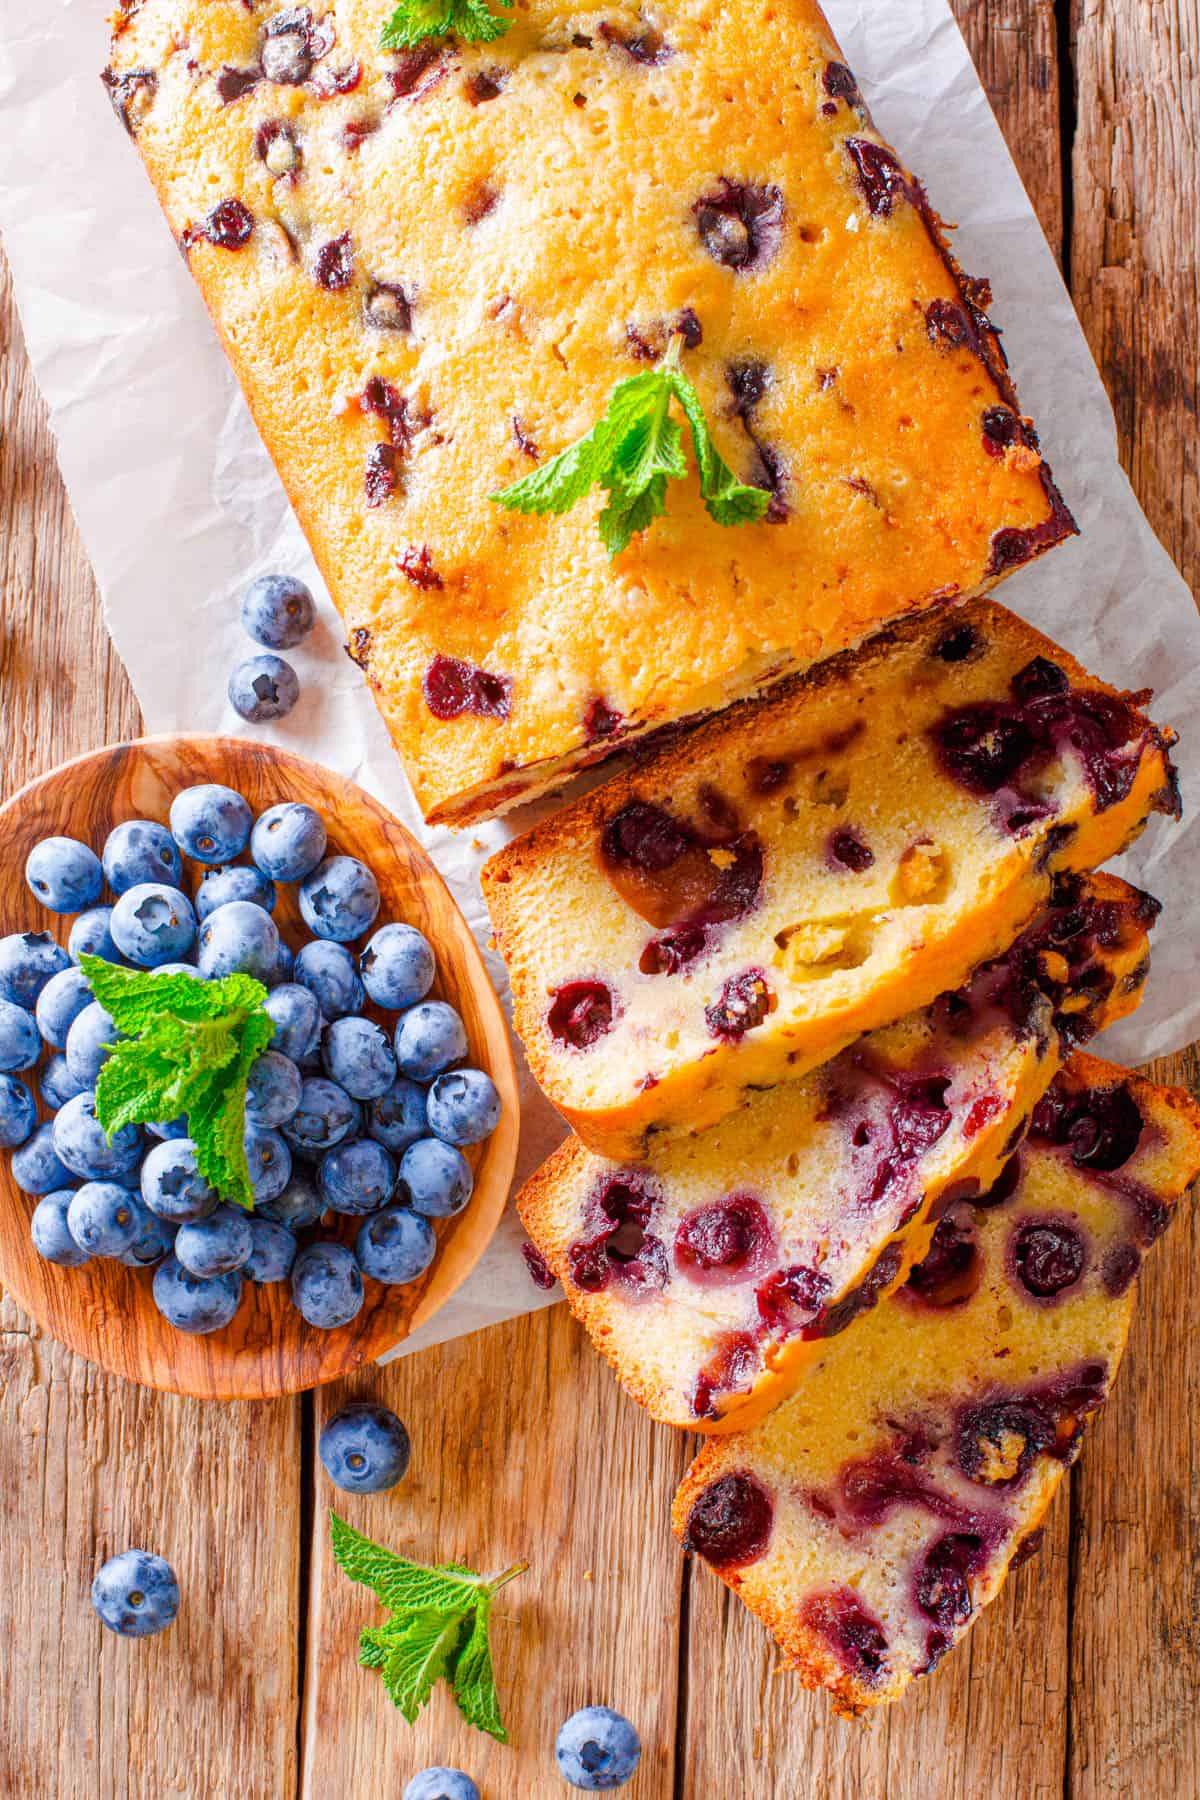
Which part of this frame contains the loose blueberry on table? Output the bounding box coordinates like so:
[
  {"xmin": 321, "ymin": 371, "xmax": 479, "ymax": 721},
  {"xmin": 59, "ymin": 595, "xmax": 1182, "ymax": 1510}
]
[
  {"xmin": 318, "ymin": 1401, "xmax": 411, "ymax": 1493},
  {"xmin": 91, "ymin": 1549, "xmax": 179, "ymax": 1638},
  {"xmin": 555, "ymin": 1706, "xmax": 642, "ymax": 1790},
  {"xmin": 0, "ymin": 775, "xmax": 501, "ymax": 1341},
  {"xmin": 403, "ymin": 1772, "xmax": 479, "ymax": 1800}
]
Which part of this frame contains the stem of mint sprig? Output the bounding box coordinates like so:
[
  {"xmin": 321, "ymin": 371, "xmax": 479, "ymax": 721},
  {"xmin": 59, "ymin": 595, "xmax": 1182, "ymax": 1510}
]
[{"xmin": 80, "ymin": 956, "xmax": 273, "ymax": 1210}]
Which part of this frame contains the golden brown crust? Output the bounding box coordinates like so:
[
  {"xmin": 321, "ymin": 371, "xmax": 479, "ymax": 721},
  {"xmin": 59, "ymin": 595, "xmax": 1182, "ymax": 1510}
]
[{"xmin": 108, "ymin": 0, "xmax": 1073, "ymax": 826}]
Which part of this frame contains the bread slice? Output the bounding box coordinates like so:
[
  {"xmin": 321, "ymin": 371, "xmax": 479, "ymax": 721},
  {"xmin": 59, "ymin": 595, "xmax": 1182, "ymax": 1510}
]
[
  {"xmin": 671, "ymin": 1052, "xmax": 1200, "ymax": 1716},
  {"xmin": 518, "ymin": 873, "xmax": 1157, "ymax": 1431},
  {"xmin": 106, "ymin": 0, "xmax": 1073, "ymax": 826},
  {"xmin": 486, "ymin": 598, "xmax": 1177, "ymax": 1158}
]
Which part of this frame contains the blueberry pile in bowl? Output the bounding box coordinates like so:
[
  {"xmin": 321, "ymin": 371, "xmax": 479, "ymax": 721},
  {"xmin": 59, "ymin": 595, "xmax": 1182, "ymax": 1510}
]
[{"xmin": 1, "ymin": 780, "xmax": 502, "ymax": 1338}]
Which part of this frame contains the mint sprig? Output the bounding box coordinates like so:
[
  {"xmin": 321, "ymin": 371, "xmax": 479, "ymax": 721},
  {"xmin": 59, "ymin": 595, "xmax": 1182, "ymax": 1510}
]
[
  {"xmin": 492, "ymin": 334, "xmax": 771, "ymax": 555},
  {"xmin": 330, "ymin": 1512, "xmax": 525, "ymax": 1741},
  {"xmin": 381, "ymin": 0, "xmax": 512, "ymax": 49},
  {"xmin": 80, "ymin": 956, "xmax": 273, "ymax": 1210}
]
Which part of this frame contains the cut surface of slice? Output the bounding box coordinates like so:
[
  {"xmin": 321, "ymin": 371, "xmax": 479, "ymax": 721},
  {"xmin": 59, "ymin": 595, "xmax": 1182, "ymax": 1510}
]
[
  {"xmin": 487, "ymin": 598, "xmax": 1177, "ymax": 1157},
  {"xmin": 518, "ymin": 873, "xmax": 1157, "ymax": 1431},
  {"xmin": 108, "ymin": 0, "xmax": 1073, "ymax": 825},
  {"xmin": 672, "ymin": 1052, "xmax": 1200, "ymax": 1714}
]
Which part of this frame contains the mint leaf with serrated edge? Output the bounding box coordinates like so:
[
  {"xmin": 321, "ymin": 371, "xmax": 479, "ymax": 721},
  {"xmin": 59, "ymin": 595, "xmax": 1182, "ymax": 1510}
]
[
  {"xmin": 381, "ymin": 0, "xmax": 512, "ymax": 50},
  {"xmin": 80, "ymin": 956, "xmax": 271, "ymax": 1210},
  {"xmin": 492, "ymin": 333, "xmax": 771, "ymax": 554},
  {"xmin": 330, "ymin": 1513, "xmax": 524, "ymax": 1743}
]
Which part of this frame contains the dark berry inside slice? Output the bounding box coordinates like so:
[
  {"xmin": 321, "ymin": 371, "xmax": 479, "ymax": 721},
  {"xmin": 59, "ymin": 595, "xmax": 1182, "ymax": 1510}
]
[
  {"xmin": 684, "ymin": 1470, "xmax": 774, "ymax": 1569},
  {"xmin": 422, "ymin": 653, "xmax": 513, "ymax": 720},
  {"xmin": 674, "ymin": 1194, "xmax": 774, "ymax": 1287},
  {"xmin": 547, "ymin": 980, "xmax": 616, "ymax": 1051},
  {"xmin": 915, "ymin": 1533, "xmax": 983, "ymax": 1628},
  {"xmin": 1011, "ymin": 1218, "xmax": 1086, "ymax": 1297},
  {"xmin": 705, "ymin": 968, "xmax": 772, "ymax": 1041},
  {"xmin": 801, "ymin": 1588, "xmax": 890, "ymax": 1684},
  {"xmin": 693, "ymin": 180, "xmax": 784, "ymax": 271}
]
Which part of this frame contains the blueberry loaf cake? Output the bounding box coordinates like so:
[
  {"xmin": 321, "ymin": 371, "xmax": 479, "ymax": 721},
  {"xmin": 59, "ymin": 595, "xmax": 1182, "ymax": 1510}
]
[
  {"xmin": 485, "ymin": 599, "xmax": 1177, "ymax": 1157},
  {"xmin": 106, "ymin": 0, "xmax": 1073, "ymax": 825},
  {"xmin": 517, "ymin": 873, "xmax": 1157, "ymax": 1431},
  {"xmin": 671, "ymin": 1053, "xmax": 1200, "ymax": 1715}
]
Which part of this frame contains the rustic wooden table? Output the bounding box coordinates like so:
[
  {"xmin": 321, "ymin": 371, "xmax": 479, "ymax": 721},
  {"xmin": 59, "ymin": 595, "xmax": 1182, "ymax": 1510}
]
[{"xmin": 1, "ymin": 3, "xmax": 1197, "ymax": 1794}]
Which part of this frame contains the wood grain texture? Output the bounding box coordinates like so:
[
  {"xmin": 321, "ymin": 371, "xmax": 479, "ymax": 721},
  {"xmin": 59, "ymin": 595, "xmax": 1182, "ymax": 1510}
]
[
  {"xmin": 0, "ymin": 734, "xmax": 518, "ymax": 1400},
  {"xmin": 1068, "ymin": 2, "xmax": 1200, "ymax": 1791},
  {"xmin": 300, "ymin": 1307, "xmax": 693, "ymax": 1797},
  {"xmin": 0, "ymin": 254, "xmax": 300, "ymax": 1800}
]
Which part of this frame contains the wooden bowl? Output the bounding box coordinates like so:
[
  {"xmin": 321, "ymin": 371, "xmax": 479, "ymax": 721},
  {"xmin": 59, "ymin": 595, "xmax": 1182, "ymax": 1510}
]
[{"xmin": 0, "ymin": 736, "xmax": 519, "ymax": 1400}]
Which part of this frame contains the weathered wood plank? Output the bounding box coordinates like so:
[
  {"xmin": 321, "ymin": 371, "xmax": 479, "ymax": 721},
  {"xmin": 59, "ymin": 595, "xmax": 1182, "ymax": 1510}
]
[
  {"xmin": 1067, "ymin": 0, "xmax": 1200, "ymax": 1789},
  {"xmin": 300, "ymin": 1306, "xmax": 692, "ymax": 1798},
  {"xmin": 0, "ymin": 255, "xmax": 302, "ymax": 1800}
]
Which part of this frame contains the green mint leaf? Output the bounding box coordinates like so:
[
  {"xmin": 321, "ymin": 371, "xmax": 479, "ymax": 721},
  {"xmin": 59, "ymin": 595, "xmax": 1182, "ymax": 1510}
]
[
  {"xmin": 380, "ymin": 1612, "xmax": 469, "ymax": 1723},
  {"xmin": 381, "ymin": 0, "xmax": 512, "ymax": 50},
  {"xmin": 490, "ymin": 336, "xmax": 770, "ymax": 553},
  {"xmin": 668, "ymin": 365, "xmax": 772, "ymax": 529},
  {"xmin": 330, "ymin": 1515, "xmax": 522, "ymax": 1742},
  {"xmin": 83, "ymin": 956, "xmax": 270, "ymax": 1209},
  {"xmin": 450, "ymin": 1596, "xmax": 508, "ymax": 1743},
  {"xmin": 331, "ymin": 1513, "xmax": 485, "ymax": 1612}
]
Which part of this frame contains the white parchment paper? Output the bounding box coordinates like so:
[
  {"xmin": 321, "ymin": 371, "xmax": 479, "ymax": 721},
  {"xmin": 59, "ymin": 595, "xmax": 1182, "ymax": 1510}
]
[{"xmin": 0, "ymin": 0, "xmax": 1197, "ymax": 1354}]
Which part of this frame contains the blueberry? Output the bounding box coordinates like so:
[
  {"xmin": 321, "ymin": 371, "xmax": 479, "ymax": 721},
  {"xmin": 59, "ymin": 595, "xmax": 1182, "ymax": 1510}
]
[
  {"xmin": 34, "ymin": 966, "xmax": 93, "ymax": 1051},
  {"xmin": 31, "ymin": 1190, "xmax": 90, "ymax": 1267},
  {"xmin": 110, "ymin": 883, "xmax": 197, "ymax": 968},
  {"xmin": 91, "ymin": 1550, "xmax": 180, "ymax": 1638},
  {"xmin": 399, "ymin": 1138, "xmax": 473, "ymax": 1218},
  {"xmin": 555, "ymin": 1707, "xmax": 642, "ymax": 1790},
  {"xmin": 319, "ymin": 1402, "xmax": 411, "ymax": 1493},
  {"xmin": 259, "ymin": 1167, "xmax": 324, "ymax": 1230},
  {"xmin": 195, "ymin": 864, "xmax": 277, "ymax": 923},
  {"xmin": 321, "ymin": 1016, "xmax": 396, "ymax": 1101},
  {"xmin": 299, "ymin": 856, "xmax": 380, "ymax": 944},
  {"xmin": 170, "ymin": 784, "xmax": 253, "ymax": 864},
  {"xmin": 175, "ymin": 1204, "xmax": 253, "ymax": 1277},
  {"xmin": 356, "ymin": 1206, "xmax": 437, "ymax": 1285},
  {"xmin": 394, "ymin": 1002, "xmax": 468, "ymax": 1082},
  {"xmin": 366, "ymin": 1077, "xmax": 428, "ymax": 1154},
  {"xmin": 146, "ymin": 1115, "xmax": 189, "ymax": 1142},
  {"xmin": 240, "ymin": 572, "xmax": 316, "ymax": 649},
  {"xmin": 65, "ymin": 1001, "xmax": 123, "ymax": 1086},
  {"xmin": 69, "ymin": 906, "xmax": 122, "ymax": 965},
  {"xmin": 0, "ymin": 931, "xmax": 70, "ymax": 1009},
  {"xmin": 12, "ymin": 1121, "xmax": 74, "ymax": 1195},
  {"xmin": 229, "ymin": 653, "xmax": 300, "ymax": 723},
  {"xmin": 359, "ymin": 923, "xmax": 435, "ymax": 1011},
  {"xmin": 40, "ymin": 1053, "xmax": 88, "ymax": 1111},
  {"xmin": 318, "ymin": 1138, "xmax": 396, "ymax": 1215},
  {"xmin": 246, "ymin": 1049, "xmax": 303, "ymax": 1126},
  {"xmin": 102, "ymin": 820, "xmax": 183, "ymax": 894},
  {"xmin": 0, "ymin": 1074, "xmax": 36, "ymax": 1148},
  {"xmin": 403, "ymin": 1773, "xmax": 479, "ymax": 1800},
  {"xmin": 25, "ymin": 836, "xmax": 103, "ymax": 913},
  {"xmin": 245, "ymin": 1124, "xmax": 292, "ymax": 1203},
  {"xmin": 197, "ymin": 900, "xmax": 280, "ymax": 983},
  {"xmin": 290, "ymin": 1241, "xmax": 364, "ymax": 1328},
  {"xmin": 140, "ymin": 1139, "xmax": 219, "ymax": 1223},
  {"xmin": 270, "ymin": 937, "xmax": 296, "ymax": 988},
  {"xmin": 243, "ymin": 1215, "xmax": 298, "ymax": 1283},
  {"xmin": 294, "ymin": 940, "xmax": 364, "ymax": 1018},
  {"xmin": 282, "ymin": 1077, "xmax": 360, "ymax": 1155},
  {"xmin": 0, "ymin": 997, "xmax": 41, "ymax": 1070},
  {"xmin": 251, "ymin": 802, "xmax": 327, "ymax": 882},
  {"xmin": 153, "ymin": 1255, "xmax": 243, "ymax": 1334},
  {"xmin": 264, "ymin": 983, "xmax": 323, "ymax": 1061},
  {"xmin": 67, "ymin": 1181, "xmax": 142, "ymax": 1257},
  {"xmin": 426, "ymin": 1069, "xmax": 501, "ymax": 1146},
  {"xmin": 53, "ymin": 1090, "xmax": 143, "ymax": 1180},
  {"xmin": 119, "ymin": 1209, "xmax": 177, "ymax": 1267}
]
